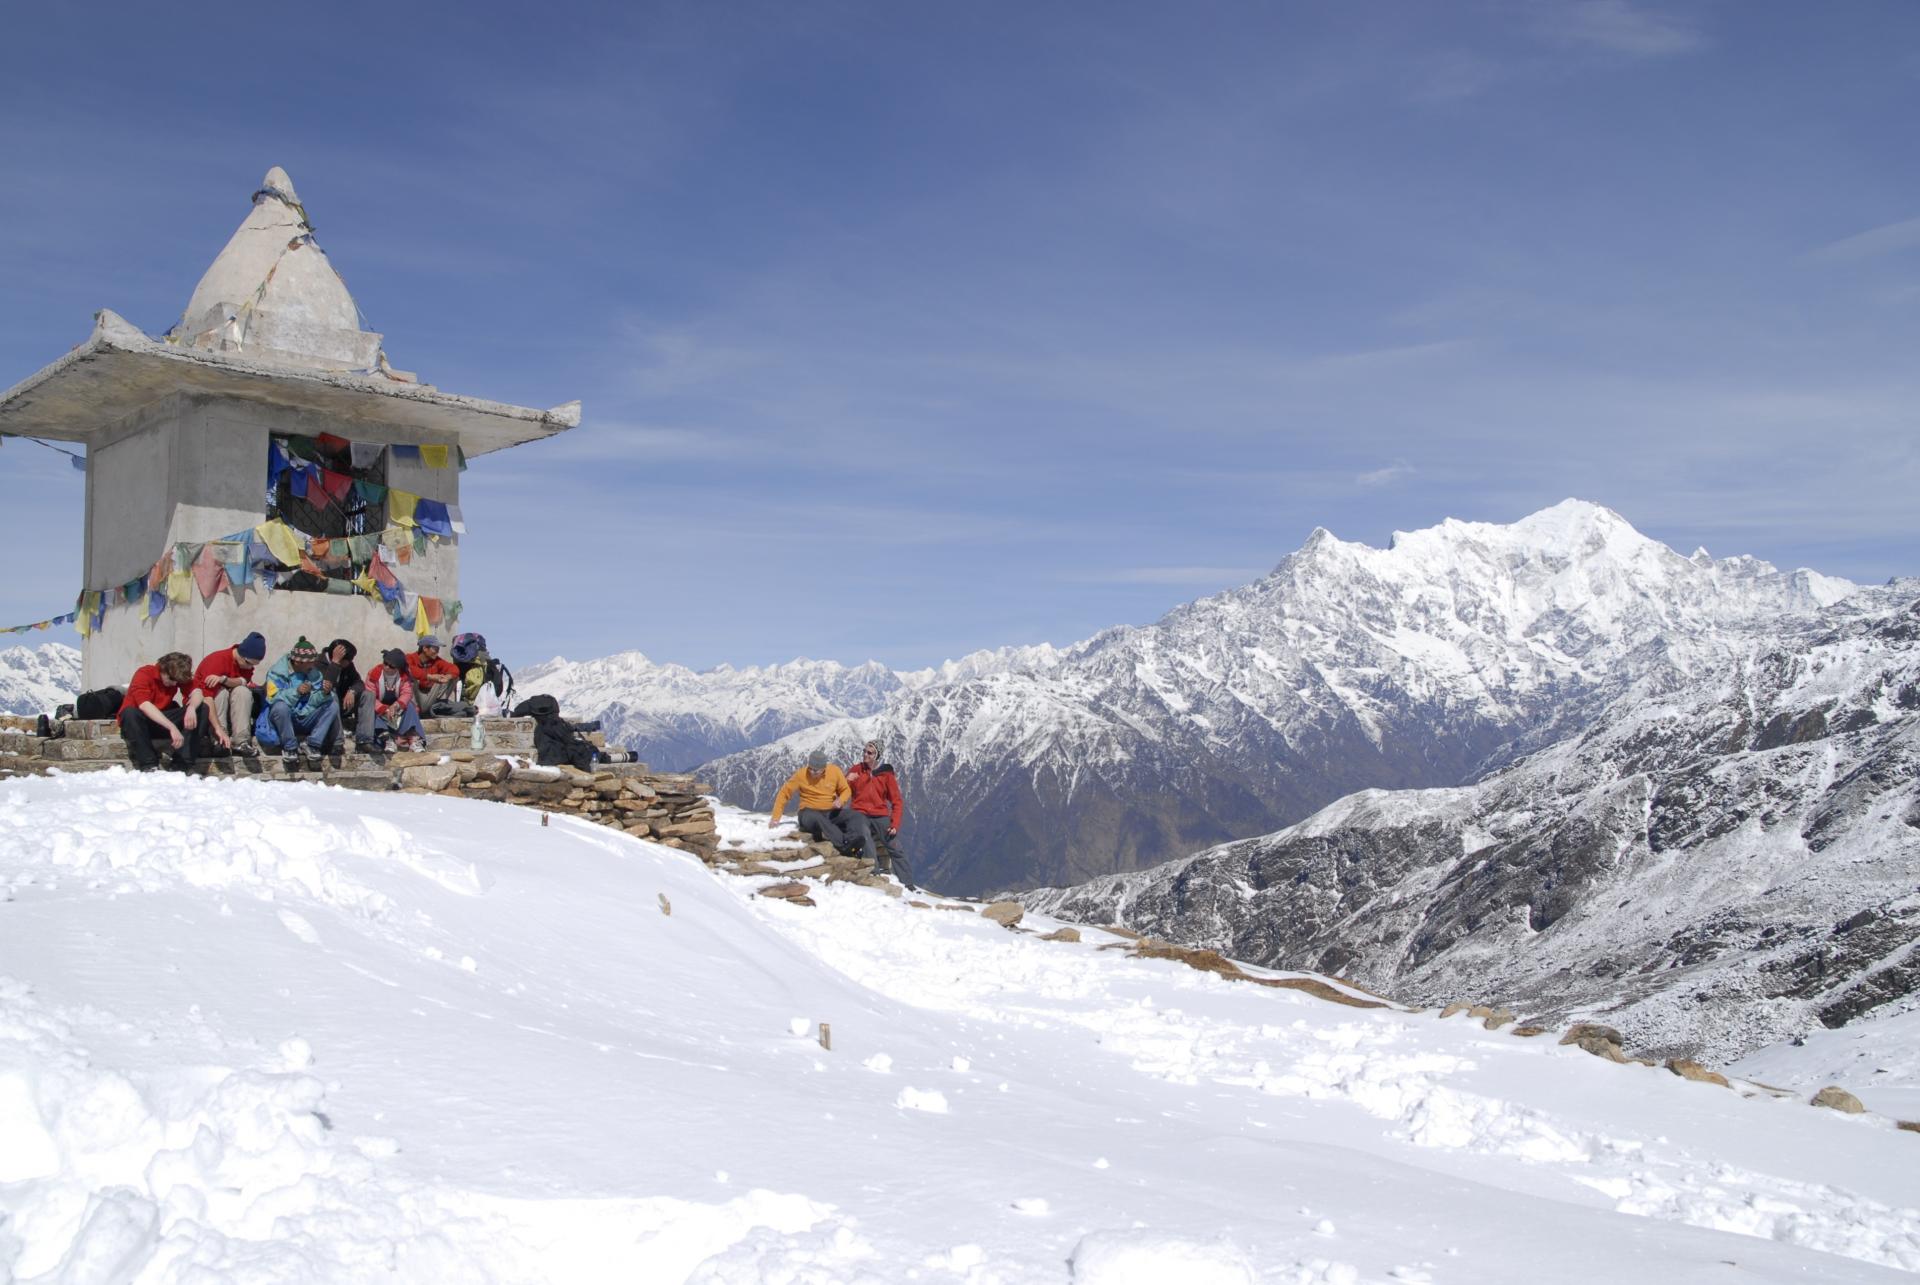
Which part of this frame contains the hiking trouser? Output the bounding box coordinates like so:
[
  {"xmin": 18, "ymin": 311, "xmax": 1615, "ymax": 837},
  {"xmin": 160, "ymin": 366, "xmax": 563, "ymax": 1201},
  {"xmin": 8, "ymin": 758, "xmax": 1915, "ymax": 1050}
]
[
  {"xmin": 356, "ymin": 695, "xmax": 424, "ymax": 745},
  {"xmin": 418, "ymin": 678, "xmax": 469, "ymax": 716},
  {"xmin": 851, "ymin": 811, "xmax": 893, "ymax": 863},
  {"xmin": 856, "ymin": 815, "xmax": 914, "ymax": 885},
  {"xmin": 796, "ymin": 807, "xmax": 859, "ymax": 850},
  {"xmin": 119, "ymin": 705, "xmax": 195, "ymax": 771},
  {"xmin": 211, "ymin": 684, "xmax": 257, "ymax": 747},
  {"xmin": 270, "ymin": 699, "xmax": 339, "ymax": 752}
]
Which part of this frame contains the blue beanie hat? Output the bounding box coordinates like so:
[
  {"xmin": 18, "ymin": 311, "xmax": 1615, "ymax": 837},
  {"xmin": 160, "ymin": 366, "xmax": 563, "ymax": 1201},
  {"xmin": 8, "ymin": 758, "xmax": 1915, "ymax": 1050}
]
[{"xmin": 237, "ymin": 631, "xmax": 267, "ymax": 660}]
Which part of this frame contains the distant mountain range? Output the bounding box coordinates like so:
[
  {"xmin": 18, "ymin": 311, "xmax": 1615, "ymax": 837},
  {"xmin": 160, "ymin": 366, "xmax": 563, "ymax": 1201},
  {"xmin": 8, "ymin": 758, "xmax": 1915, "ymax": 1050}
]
[
  {"xmin": 0, "ymin": 643, "xmax": 80, "ymax": 717},
  {"xmin": 518, "ymin": 643, "xmax": 1068, "ymax": 772},
  {"xmin": 1022, "ymin": 588, "xmax": 1920, "ymax": 1063},
  {"xmin": 701, "ymin": 501, "xmax": 1866, "ymax": 896},
  {"xmin": 17, "ymin": 504, "xmax": 1917, "ymax": 1061}
]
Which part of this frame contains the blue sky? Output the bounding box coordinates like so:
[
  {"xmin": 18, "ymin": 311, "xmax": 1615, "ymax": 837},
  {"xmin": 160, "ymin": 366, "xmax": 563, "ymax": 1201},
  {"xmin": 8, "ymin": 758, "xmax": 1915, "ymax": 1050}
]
[{"xmin": 3, "ymin": 1, "xmax": 1916, "ymax": 670}]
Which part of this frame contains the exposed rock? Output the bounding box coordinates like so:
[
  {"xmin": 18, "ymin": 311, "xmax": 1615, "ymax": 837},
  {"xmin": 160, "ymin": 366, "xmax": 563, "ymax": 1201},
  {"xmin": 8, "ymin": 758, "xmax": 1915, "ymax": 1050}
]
[
  {"xmin": 1560, "ymin": 1023, "xmax": 1629, "ymax": 1063},
  {"xmin": 1481, "ymin": 1008, "xmax": 1516, "ymax": 1031},
  {"xmin": 1439, "ymin": 1003, "xmax": 1472, "ymax": 1019},
  {"xmin": 1665, "ymin": 1058, "xmax": 1730, "ymax": 1088},
  {"xmin": 472, "ymin": 757, "xmax": 512, "ymax": 784},
  {"xmin": 1125, "ymin": 939, "xmax": 1390, "ymax": 1010},
  {"xmin": 1810, "ymin": 1085, "xmax": 1865, "ymax": 1114},
  {"xmin": 1040, "ymin": 927, "xmax": 1082, "ymax": 943},
  {"xmin": 400, "ymin": 763, "xmax": 459, "ymax": 791},
  {"xmin": 981, "ymin": 901, "xmax": 1025, "ymax": 928},
  {"xmin": 757, "ymin": 881, "xmax": 813, "ymax": 901}
]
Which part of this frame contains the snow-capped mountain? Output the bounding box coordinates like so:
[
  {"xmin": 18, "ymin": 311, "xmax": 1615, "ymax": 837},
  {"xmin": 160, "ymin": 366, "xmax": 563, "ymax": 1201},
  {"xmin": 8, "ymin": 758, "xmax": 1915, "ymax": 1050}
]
[
  {"xmin": 706, "ymin": 501, "xmax": 1866, "ymax": 896},
  {"xmin": 0, "ymin": 643, "xmax": 80, "ymax": 715},
  {"xmin": 516, "ymin": 643, "xmax": 1070, "ymax": 771},
  {"xmin": 1023, "ymin": 590, "xmax": 1920, "ymax": 1064},
  {"xmin": 511, "ymin": 652, "xmax": 908, "ymax": 770}
]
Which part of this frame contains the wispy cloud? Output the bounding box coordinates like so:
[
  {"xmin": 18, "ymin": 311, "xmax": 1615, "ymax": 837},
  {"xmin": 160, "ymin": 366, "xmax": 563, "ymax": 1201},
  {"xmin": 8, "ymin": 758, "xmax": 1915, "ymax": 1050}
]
[
  {"xmin": 1807, "ymin": 215, "xmax": 1920, "ymax": 264},
  {"xmin": 1356, "ymin": 461, "xmax": 1415, "ymax": 488},
  {"xmin": 1073, "ymin": 566, "xmax": 1265, "ymax": 586},
  {"xmin": 1532, "ymin": 0, "xmax": 1704, "ymax": 58}
]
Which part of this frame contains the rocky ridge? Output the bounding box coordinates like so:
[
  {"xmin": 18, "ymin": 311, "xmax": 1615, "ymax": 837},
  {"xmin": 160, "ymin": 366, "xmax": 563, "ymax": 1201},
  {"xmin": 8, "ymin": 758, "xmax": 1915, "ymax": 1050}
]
[
  {"xmin": 704, "ymin": 501, "xmax": 1870, "ymax": 896},
  {"xmin": 0, "ymin": 643, "xmax": 80, "ymax": 716},
  {"xmin": 1020, "ymin": 592, "xmax": 1920, "ymax": 1063}
]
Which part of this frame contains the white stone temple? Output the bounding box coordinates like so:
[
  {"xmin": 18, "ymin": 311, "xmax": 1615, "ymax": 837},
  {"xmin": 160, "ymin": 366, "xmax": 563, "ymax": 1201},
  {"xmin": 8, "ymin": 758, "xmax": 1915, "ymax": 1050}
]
[{"xmin": 0, "ymin": 167, "xmax": 578, "ymax": 687}]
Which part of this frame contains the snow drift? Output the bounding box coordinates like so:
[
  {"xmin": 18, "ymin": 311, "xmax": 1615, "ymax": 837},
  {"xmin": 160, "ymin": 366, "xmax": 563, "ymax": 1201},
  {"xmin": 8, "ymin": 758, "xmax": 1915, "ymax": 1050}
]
[{"xmin": 1, "ymin": 772, "xmax": 1917, "ymax": 1282}]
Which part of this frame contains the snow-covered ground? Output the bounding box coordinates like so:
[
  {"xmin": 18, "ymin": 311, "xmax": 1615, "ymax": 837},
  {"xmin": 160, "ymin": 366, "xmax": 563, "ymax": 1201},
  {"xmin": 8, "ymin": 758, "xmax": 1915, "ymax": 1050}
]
[
  {"xmin": 1733, "ymin": 1007, "xmax": 1920, "ymax": 1123},
  {"xmin": 2, "ymin": 772, "xmax": 1916, "ymax": 1283}
]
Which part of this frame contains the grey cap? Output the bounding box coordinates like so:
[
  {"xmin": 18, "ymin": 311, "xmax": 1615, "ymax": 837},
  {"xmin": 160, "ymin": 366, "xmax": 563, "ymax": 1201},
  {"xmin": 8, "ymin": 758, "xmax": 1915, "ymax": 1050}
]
[
  {"xmin": 807, "ymin": 750, "xmax": 828, "ymax": 770},
  {"xmin": 417, "ymin": 635, "xmax": 443, "ymax": 648}
]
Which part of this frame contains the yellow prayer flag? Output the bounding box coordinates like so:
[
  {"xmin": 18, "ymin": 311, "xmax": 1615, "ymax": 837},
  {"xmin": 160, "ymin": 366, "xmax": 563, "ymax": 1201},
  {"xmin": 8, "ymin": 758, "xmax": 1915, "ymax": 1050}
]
[
  {"xmin": 389, "ymin": 490, "xmax": 419, "ymax": 527},
  {"xmin": 420, "ymin": 445, "xmax": 450, "ymax": 468},
  {"xmin": 166, "ymin": 569, "xmax": 193, "ymax": 604},
  {"xmin": 257, "ymin": 520, "xmax": 304, "ymax": 568},
  {"xmin": 413, "ymin": 599, "xmax": 430, "ymax": 635}
]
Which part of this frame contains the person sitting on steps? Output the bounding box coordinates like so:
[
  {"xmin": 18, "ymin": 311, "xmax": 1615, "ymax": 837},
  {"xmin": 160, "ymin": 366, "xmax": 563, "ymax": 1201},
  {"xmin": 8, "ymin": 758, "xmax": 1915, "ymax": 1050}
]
[
  {"xmin": 847, "ymin": 738, "xmax": 915, "ymax": 887},
  {"xmin": 117, "ymin": 651, "xmax": 201, "ymax": 772},
  {"xmin": 767, "ymin": 750, "xmax": 857, "ymax": 851},
  {"xmin": 357, "ymin": 648, "xmax": 426, "ymax": 752},
  {"xmin": 323, "ymin": 638, "xmax": 364, "ymax": 736},
  {"xmin": 191, "ymin": 631, "xmax": 266, "ymax": 758},
  {"xmin": 264, "ymin": 636, "xmax": 340, "ymax": 763},
  {"xmin": 407, "ymin": 635, "xmax": 471, "ymax": 716}
]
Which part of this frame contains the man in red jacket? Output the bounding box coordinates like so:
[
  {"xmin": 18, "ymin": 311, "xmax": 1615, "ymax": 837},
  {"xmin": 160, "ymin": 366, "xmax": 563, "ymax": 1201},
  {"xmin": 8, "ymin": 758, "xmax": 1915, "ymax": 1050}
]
[
  {"xmin": 847, "ymin": 739, "xmax": 913, "ymax": 887},
  {"xmin": 406, "ymin": 635, "xmax": 471, "ymax": 716},
  {"xmin": 118, "ymin": 652, "xmax": 201, "ymax": 772}
]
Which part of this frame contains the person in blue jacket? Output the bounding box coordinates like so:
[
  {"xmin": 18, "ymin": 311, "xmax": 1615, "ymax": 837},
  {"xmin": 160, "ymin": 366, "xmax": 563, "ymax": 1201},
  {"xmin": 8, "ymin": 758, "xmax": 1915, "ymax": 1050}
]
[{"xmin": 263, "ymin": 636, "xmax": 340, "ymax": 763}]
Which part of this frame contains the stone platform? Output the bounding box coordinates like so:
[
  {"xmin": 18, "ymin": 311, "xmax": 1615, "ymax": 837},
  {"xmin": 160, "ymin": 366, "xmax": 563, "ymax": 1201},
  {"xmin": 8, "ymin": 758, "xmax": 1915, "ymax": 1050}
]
[
  {"xmin": 0, "ymin": 712, "xmax": 723, "ymax": 860},
  {"xmin": 2, "ymin": 714, "xmax": 534, "ymax": 789}
]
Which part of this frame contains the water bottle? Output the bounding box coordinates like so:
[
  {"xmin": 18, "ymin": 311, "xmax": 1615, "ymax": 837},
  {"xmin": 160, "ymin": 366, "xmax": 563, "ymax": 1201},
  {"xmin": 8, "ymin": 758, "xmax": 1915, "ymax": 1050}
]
[{"xmin": 470, "ymin": 717, "xmax": 486, "ymax": 752}]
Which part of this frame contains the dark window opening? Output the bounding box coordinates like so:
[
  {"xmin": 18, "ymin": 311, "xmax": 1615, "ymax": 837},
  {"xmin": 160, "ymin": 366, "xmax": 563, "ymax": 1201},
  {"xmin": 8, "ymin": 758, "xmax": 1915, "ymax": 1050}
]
[{"xmin": 266, "ymin": 434, "xmax": 387, "ymax": 539}]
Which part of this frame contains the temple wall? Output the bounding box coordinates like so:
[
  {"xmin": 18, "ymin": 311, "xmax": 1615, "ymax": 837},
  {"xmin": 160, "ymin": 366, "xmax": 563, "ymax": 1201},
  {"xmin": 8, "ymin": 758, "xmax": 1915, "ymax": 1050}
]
[{"xmin": 80, "ymin": 395, "xmax": 465, "ymax": 689}]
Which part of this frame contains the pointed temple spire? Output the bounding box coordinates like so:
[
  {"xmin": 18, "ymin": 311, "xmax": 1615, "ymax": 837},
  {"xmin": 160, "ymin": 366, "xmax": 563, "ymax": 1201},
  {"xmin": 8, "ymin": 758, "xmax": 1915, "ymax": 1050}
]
[{"xmin": 175, "ymin": 166, "xmax": 386, "ymax": 373}]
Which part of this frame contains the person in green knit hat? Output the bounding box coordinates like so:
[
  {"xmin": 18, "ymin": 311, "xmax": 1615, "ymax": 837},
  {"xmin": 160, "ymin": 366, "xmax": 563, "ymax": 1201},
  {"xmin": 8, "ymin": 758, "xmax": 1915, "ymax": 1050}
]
[{"xmin": 263, "ymin": 635, "xmax": 340, "ymax": 763}]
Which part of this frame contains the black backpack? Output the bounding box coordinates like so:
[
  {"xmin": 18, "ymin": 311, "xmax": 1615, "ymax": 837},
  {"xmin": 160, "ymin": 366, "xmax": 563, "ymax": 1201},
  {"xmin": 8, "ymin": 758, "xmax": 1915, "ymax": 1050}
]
[
  {"xmin": 512, "ymin": 693, "xmax": 560, "ymax": 720},
  {"xmin": 75, "ymin": 687, "xmax": 126, "ymax": 721},
  {"xmin": 512, "ymin": 693, "xmax": 597, "ymax": 770}
]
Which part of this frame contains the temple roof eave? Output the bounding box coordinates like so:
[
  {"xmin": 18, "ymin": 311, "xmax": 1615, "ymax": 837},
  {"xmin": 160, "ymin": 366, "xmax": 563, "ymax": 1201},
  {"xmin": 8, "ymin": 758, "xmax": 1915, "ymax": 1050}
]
[{"xmin": 0, "ymin": 311, "xmax": 578, "ymax": 458}]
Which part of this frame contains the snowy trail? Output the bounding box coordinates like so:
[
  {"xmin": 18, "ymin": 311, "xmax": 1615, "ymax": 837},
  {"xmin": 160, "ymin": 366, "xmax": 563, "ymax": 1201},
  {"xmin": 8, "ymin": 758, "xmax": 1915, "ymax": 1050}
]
[{"xmin": 1, "ymin": 773, "xmax": 1915, "ymax": 1283}]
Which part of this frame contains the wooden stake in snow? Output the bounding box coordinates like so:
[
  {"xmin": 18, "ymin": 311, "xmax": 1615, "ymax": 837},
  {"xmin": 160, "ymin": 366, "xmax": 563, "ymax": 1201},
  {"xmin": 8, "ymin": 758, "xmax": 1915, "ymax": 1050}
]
[
  {"xmin": 658, "ymin": 893, "xmax": 671, "ymax": 916},
  {"xmin": 818, "ymin": 1022, "xmax": 832, "ymax": 1052},
  {"xmin": 541, "ymin": 813, "xmax": 549, "ymax": 827}
]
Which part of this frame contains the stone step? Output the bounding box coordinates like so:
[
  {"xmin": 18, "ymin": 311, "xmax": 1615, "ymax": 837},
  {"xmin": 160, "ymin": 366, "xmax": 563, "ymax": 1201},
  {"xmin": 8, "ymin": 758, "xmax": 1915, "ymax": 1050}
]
[
  {"xmin": 16, "ymin": 729, "xmax": 533, "ymax": 760},
  {"xmin": 47, "ymin": 715, "xmax": 537, "ymax": 742}
]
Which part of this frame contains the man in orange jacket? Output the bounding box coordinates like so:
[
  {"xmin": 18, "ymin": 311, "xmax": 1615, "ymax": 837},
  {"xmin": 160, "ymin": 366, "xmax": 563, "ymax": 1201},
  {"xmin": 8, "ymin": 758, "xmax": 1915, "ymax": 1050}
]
[
  {"xmin": 768, "ymin": 750, "xmax": 856, "ymax": 850},
  {"xmin": 846, "ymin": 738, "xmax": 912, "ymax": 885}
]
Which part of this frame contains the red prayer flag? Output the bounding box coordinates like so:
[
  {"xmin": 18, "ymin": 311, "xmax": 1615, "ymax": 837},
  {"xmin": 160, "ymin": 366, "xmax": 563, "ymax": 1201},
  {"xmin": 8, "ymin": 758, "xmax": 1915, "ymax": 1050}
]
[{"xmin": 317, "ymin": 468, "xmax": 355, "ymax": 504}]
